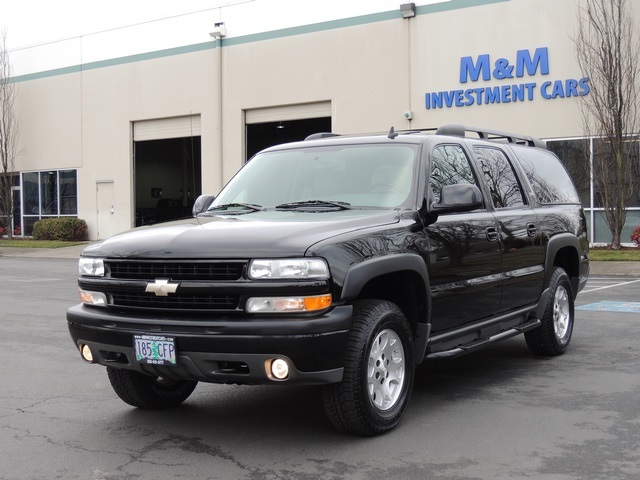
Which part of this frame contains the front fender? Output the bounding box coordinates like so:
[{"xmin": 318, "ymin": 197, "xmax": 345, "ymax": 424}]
[
  {"xmin": 340, "ymin": 253, "xmax": 432, "ymax": 363},
  {"xmin": 341, "ymin": 253, "xmax": 430, "ymax": 300}
]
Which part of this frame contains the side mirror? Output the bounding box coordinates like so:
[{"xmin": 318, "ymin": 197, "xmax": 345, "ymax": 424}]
[
  {"xmin": 431, "ymin": 184, "xmax": 483, "ymax": 213},
  {"xmin": 192, "ymin": 195, "xmax": 216, "ymax": 216}
]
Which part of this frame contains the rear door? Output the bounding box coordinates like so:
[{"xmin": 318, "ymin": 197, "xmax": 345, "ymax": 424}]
[{"xmin": 471, "ymin": 145, "xmax": 544, "ymax": 313}]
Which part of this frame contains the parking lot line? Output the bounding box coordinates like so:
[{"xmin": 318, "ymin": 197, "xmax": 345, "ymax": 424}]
[{"xmin": 582, "ymin": 278, "xmax": 640, "ymax": 293}]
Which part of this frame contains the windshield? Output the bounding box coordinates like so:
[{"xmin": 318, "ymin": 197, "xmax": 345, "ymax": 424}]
[{"xmin": 211, "ymin": 143, "xmax": 418, "ymax": 210}]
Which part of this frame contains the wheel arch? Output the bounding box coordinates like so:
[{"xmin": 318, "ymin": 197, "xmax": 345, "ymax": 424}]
[
  {"xmin": 340, "ymin": 253, "xmax": 431, "ymax": 363},
  {"xmin": 545, "ymin": 233, "xmax": 581, "ymax": 298}
]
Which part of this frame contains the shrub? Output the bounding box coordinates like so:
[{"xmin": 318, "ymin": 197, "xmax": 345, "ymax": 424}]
[
  {"xmin": 32, "ymin": 218, "xmax": 88, "ymax": 241},
  {"xmin": 631, "ymin": 226, "xmax": 640, "ymax": 249}
]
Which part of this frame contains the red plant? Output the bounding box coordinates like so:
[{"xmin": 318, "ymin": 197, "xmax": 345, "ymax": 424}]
[{"xmin": 631, "ymin": 226, "xmax": 640, "ymax": 248}]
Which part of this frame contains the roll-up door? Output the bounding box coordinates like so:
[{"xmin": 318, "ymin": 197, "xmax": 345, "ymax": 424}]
[
  {"xmin": 133, "ymin": 115, "xmax": 201, "ymax": 142},
  {"xmin": 245, "ymin": 102, "xmax": 331, "ymax": 124}
]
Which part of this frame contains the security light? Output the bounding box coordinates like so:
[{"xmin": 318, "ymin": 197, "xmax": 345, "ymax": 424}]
[{"xmin": 401, "ymin": 3, "xmax": 416, "ymax": 18}]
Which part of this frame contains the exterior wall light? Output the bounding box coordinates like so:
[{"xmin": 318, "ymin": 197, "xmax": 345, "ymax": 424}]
[
  {"xmin": 401, "ymin": 3, "xmax": 416, "ymax": 18},
  {"xmin": 209, "ymin": 22, "xmax": 226, "ymax": 38}
]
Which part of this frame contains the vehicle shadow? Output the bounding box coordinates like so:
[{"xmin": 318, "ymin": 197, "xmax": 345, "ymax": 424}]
[{"xmin": 106, "ymin": 338, "xmax": 543, "ymax": 444}]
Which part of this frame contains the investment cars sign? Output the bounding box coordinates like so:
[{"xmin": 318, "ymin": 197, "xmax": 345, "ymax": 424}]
[{"xmin": 424, "ymin": 47, "xmax": 590, "ymax": 109}]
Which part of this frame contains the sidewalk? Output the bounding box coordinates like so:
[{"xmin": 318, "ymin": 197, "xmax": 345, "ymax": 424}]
[
  {"xmin": 589, "ymin": 260, "xmax": 638, "ymax": 276},
  {"xmin": 0, "ymin": 243, "xmax": 637, "ymax": 275},
  {"xmin": 0, "ymin": 243, "xmax": 91, "ymax": 259}
]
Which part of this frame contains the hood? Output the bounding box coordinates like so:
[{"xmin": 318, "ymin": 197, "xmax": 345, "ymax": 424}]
[{"xmin": 82, "ymin": 209, "xmax": 402, "ymax": 259}]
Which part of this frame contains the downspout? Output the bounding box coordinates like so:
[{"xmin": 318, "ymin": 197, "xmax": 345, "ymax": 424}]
[
  {"xmin": 210, "ymin": 22, "xmax": 226, "ymax": 192},
  {"xmin": 401, "ymin": 3, "xmax": 416, "ymax": 129}
]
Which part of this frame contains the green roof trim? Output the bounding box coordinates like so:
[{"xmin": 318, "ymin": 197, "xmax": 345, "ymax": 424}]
[{"xmin": 11, "ymin": 0, "xmax": 509, "ymax": 83}]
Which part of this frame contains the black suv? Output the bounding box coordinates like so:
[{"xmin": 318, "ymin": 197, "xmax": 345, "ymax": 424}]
[{"xmin": 67, "ymin": 124, "xmax": 589, "ymax": 435}]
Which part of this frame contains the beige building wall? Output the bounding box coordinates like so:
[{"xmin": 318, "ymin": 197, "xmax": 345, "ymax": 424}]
[
  {"xmin": 15, "ymin": 49, "xmax": 219, "ymax": 238},
  {"xmin": 12, "ymin": 0, "xmax": 631, "ymax": 240},
  {"xmin": 409, "ymin": 0, "xmax": 586, "ymax": 138}
]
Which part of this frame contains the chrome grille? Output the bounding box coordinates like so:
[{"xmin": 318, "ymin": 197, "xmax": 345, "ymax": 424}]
[
  {"xmin": 107, "ymin": 261, "xmax": 244, "ymax": 281},
  {"xmin": 112, "ymin": 292, "xmax": 239, "ymax": 311},
  {"xmin": 103, "ymin": 260, "xmax": 246, "ymax": 312}
]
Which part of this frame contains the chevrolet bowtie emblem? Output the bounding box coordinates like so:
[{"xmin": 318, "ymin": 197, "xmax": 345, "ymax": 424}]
[{"xmin": 145, "ymin": 279, "xmax": 180, "ymax": 296}]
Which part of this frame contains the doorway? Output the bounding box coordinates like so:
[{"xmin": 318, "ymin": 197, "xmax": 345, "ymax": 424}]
[
  {"xmin": 246, "ymin": 117, "xmax": 332, "ymax": 161},
  {"xmin": 133, "ymin": 136, "xmax": 202, "ymax": 227},
  {"xmin": 96, "ymin": 181, "xmax": 115, "ymax": 240}
]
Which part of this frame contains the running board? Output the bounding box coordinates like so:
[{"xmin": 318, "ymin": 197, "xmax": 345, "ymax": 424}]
[{"xmin": 425, "ymin": 318, "xmax": 541, "ymax": 359}]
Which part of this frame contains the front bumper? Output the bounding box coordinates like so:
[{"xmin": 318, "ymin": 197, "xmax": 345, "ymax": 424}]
[{"xmin": 67, "ymin": 304, "xmax": 352, "ymax": 385}]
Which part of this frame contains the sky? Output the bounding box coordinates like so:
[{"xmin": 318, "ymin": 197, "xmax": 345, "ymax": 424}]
[
  {"xmin": 2, "ymin": 0, "xmax": 438, "ymax": 76},
  {"xmin": 1, "ymin": 0, "xmax": 231, "ymax": 50}
]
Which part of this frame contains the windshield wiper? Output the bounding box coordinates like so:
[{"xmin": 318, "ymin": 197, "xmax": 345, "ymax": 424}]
[
  {"xmin": 205, "ymin": 203, "xmax": 265, "ymax": 214},
  {"xmin": 275, "ymin": 200, "xmax": 352, "ymax": 211}
]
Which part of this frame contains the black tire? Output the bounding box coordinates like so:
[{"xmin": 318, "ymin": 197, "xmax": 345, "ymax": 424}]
[
  {"xmin": 322, "ymin": 300, "xmax": 414, "ymax": 436},
  {"xmin": 107, "ymin": 367, "xmax": 197, "ymax": 409},
  {"xmin": 525, "ymin": 267, "xmax": 574, "ymax": 356}
]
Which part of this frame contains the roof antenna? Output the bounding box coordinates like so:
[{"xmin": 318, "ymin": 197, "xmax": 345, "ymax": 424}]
[{"xmin": 388, "ymin": 126, "xmax": 399, "ymax": 139}]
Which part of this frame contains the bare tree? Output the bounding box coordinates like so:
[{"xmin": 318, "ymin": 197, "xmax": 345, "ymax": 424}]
[
  {"xmin": 574, "ymin": 0, "xmax": 640, "ymax": 249},
  {"xmin": 0, "ymin": 29, "xmax": 19, "ymax": 238}
]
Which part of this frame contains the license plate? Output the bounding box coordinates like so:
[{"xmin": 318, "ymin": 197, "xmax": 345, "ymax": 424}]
[{"xmin": 134, "ymin": 335, "xmax": 176, "ymax": 366}]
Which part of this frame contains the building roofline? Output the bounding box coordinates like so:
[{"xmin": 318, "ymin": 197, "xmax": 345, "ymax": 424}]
[{"xmin": 11, "ymin": 0, "xmax": 508, "ymax": 83}]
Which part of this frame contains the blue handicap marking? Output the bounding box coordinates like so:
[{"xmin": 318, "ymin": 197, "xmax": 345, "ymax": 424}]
[{"xmin": 577, "ymin": 301, "xmax": 640, "ymax": 313}]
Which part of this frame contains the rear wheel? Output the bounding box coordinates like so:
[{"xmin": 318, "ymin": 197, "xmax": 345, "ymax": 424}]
[
  {"xmin": 525, "ymin": 267, "xmax": 574, "ymax": 356},
  {"xmin": 107, "ymin": 367, "xmax": 197, "ymax": 409},
  {"xmin": 322, "ymin": 300, "xmax": 414, "ymax": 435}
]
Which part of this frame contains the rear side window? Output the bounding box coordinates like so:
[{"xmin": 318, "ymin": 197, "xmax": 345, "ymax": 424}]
[
  {"xmin": 514, "ymin": 147, "xmax": 581, "ymax": 205},
  {"xmin": 474, "ymin": 147, "xmax": 525, "ymax": 209}
]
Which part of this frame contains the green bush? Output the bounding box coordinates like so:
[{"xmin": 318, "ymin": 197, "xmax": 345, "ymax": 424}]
[{"xmin": 32, "ymin": 217, "xmax": 88, "ymax": 241}]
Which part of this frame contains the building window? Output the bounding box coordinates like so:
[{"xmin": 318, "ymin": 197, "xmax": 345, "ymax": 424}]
[
  {"xmin": 547, "ymin": 137, "xmax": 640, "ymax": 245},
  {"xmin": 20, "ymin": 169, "xmax": 78, "ymax": 236},
  {"xmin": 0, "ymin": 173, "xmax": 20, "ymax": 236},
  {"xmin": 547, "ymin": 139, "xmax": 590, "ymax": 207}
]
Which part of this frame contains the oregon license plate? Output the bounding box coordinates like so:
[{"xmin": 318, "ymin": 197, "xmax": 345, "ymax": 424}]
[{"xmin": 134, "ymin": 335, "xmax": 176, "ymax": 366}]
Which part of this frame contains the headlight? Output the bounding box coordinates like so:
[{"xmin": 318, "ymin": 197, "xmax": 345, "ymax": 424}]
[
  {"xmin": 248, "ymin": 258, "xmax": 329, "ymax": 280},
  {"xmin": 79, "ymin": 257, "xmax": 105, "ymax": 276}
]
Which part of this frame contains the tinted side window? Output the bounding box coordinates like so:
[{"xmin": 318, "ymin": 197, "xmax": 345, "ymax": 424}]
[
  {"xmin": 514, "ymin": 146, "xmax": 581, "ymax": 205},
  {"xmin": 430, "ymin": 144, "xmax": 477, "ymax": 203},
  {"xmin": 474, "ymin": 147, "xmax": 525, "ymax": 208}
]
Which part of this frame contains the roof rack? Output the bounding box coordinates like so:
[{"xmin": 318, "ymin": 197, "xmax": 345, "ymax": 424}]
[
  {"xmin": 304, "ymin": 132, "xmax": 341, "ymax": 140},
  {"xmin": 435, "ymin": 123, "xmax": 546, "ymax": 149}
]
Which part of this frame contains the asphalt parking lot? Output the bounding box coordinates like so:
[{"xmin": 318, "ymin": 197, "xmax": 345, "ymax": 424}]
[{"xmin": 0, "ymin": 251, "xmax": 639, "ymax": 480}]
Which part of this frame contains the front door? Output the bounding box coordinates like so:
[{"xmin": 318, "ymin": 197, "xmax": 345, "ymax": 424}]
[{"xmin": 425, "ymin": 144, "xmax": 503, "ymax": 333}]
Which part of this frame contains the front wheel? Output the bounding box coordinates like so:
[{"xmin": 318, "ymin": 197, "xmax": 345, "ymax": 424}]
[
  {"xmin": 322, "ymin": 300, "xmax": 414, "ymax": 436},
  {"xmin": 107, "ymin": 367, "xmax": 197, "ymax": 409},
  {"xmin": 525, "ymin": 267, "xmax": 574, "ymax": 356}
]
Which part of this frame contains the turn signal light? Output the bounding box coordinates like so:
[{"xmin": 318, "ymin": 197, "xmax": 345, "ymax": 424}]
[{"xmin": 246, "ymin": 294, "xmax": 332, "ymax": 313}]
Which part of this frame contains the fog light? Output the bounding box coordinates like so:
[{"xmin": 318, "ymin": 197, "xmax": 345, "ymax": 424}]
[
  {"xmin": 270, "ymin": 358, "xmax": 289, "ymax": 380},
  {"xmin": 80, "ymin": 344, "xmax": 94, "ymax": 363}
]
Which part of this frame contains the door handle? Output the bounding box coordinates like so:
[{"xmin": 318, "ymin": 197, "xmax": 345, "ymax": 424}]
[
  {"xmin": 527, "ymin": 223, "xmax": 537, "ymax": 237},
  {"xmin": 486, "ymin": 227, "xmax": 499, "ymax": 242}
]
